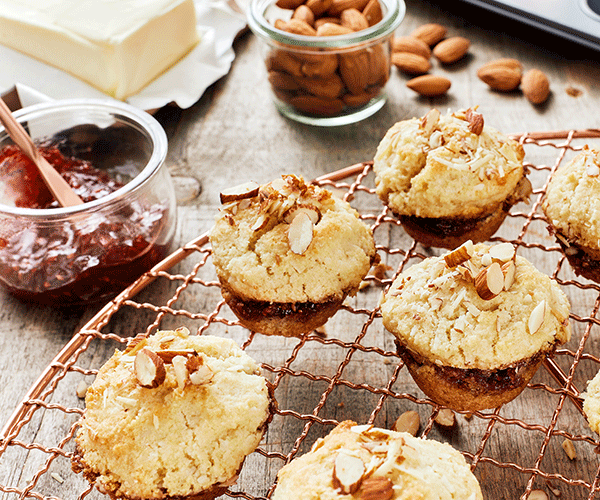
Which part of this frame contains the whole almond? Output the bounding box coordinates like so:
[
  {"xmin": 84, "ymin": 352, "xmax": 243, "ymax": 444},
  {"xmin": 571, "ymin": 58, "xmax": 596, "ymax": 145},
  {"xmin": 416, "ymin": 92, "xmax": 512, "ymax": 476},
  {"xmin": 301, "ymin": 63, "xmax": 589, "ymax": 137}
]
[
  {"xmin": 406, "ymin": 74, "xmax": 451, "ymax": 96},
  {"xmin": 480, "ymin": 58, "xmax": 523, "ymax": 73},
  {"xmin": 295, "ymin": 73, "xmax": 345, "ymax": 99},
  {"xmin": 314, "ymin": 16, "xmax": 341, "ymax": 29},
  {"xmin": 410, "ymin": 23, "xmax": 447, "ymax": 46},
  {"xmin": 342, "ymin": 89, "xmax": 379, "ymax": 107},
  {"xmin": 340, "ymin": 8, "xmax": 369, "ymax": 31},
  {"xmin": 292, "ymin": 5, "xmax": 315, "ymax": 26},
  {"xmin": 276, "ymin": 0, "xmax": 304, "ymax": 9},
  {"xmin": 522, "ymin": 68, "xmax": 550, "ymax": 104},
  {"xmin": 290, "ymin": 95, "xmax": 345, "ymax": 115},
  {"xmin": 268, "ymin": 70, "xmax": 300, "ymax": 91},
  {"xmin": 477, "ymin": 65, "xmax": 521, "ymax": 92},
  {"xmin": 391, "ymin": 52, "xmax": 431, "ymax": 75},
  {"xmin": 362, "ymin": 0, "xmax": 383, "ymax": 26},
  {"xmin": 277, "ymin": 18, "xmax": 317, "ymax": 36},
  {"xmin": 391, "ymin": 36, "xmax": 431, "ymax": 59},
  {"xmin": 316, "ymin": 22, "xmax": 354, "ymax": 36},
  {"xmin": 305, "ymin": 0, "xmax": 333, "ymax": 16},
  {"xmin": 300, "ymin": 54, "xmax": 339, "ymax": 77},
  {"xmin": 266, "ymin": 50, "xmax": 303, "ymax": 77},
  {"xmin": 327, "ymin": 0, "xmax": 370, "ymax": 16},
  {"xmin": 339, "ymin": 49, "xmax": 371, "ymax": 94},
  {"xmin": 366, "ymin": 44, "xmax": 389, "ymax": 86},
  {"xmin": 433, "ymin": 36, "xmax": 470, "ymax": 64}
]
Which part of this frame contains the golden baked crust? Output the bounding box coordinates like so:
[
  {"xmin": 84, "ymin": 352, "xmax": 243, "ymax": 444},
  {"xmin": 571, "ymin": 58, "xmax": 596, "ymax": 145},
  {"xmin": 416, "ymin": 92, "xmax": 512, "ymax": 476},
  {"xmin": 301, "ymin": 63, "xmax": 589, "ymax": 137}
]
[
  {"xmin": 543, "ymin": 146, "xmax": 600, "ymax": 281},
  {"xmin": 72, "ymin": 328, "xmax": 271, "ymax": 500},
  {"xmin": 584, "ymin": 369, "xmax": 600, "ymax": 434},
  {"xmin": 380, "ymin": 242, "xmax": 571, "ymax": 411},
  {"xmin": 209, "ymin": 175, "xmax": 377, "ymax": 336},
  {"xmin": 272, "ymin": 420, "xmax": 483, "ymax": 500},
  {"xmin": 373, "ymin": 108, "xmax": 527, "ymax": 220}
]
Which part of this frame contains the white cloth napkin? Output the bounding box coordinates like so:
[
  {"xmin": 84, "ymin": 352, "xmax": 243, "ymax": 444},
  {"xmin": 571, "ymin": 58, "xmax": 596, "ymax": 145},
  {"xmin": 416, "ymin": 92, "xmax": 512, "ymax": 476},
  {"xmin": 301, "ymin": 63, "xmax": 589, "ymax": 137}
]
[{"xmin": 0, "ymin": 0, "xmax": 247, "ymax": 110}]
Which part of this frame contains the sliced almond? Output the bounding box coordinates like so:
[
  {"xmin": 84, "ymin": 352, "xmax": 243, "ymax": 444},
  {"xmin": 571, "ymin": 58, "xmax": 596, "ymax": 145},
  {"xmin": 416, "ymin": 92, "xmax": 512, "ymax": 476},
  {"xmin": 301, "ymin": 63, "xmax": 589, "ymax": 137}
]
[
  {"xmin": 357, "ymin": 476, "xmax": 394, "ymax": 500},
  {"xmin": 187, "ymin": 354, "xmax": 214, "ymax": 385},
  {"xmin": 392, "ymin": 410, "xmax": 420, "ymax": 436},
  {"xmin": 172, "ymin": 355, "xmax": 189, "ymax": 390},
  {"xmin": 332, "ymin": 452, "xmax": 365, "ymax": 494},
  {"xmin": 251, "ymin": 212, "xmax": 269, "ymax": 232},
  {"xmin": 528, "ymin": 490, "xmax": 549, "ymax": 500},
  {"xmin": 586, "ymin": 164, "xmax": 600, "ymax": 177},
  {"xmin": 420, "ymin": 108, "xmax": 441, "ymax": 134},
  {"xmin": 283, "ymin": 204, "xmax": 322, "ymax": 224},
  {"xmin": 474, "ymin": 262, "xmax": 504, "ymax": 300},
  {"xmin": 134, "ymin": 348, "xmax": 166, "ymax": 388},
  {"xmin": 528, "ymin": 300, "xmax": 546, "ymax": 334},
  {"xmin": 288, "ymin": 211, "xmax": 314, "ymax": 254},
  {"xmin": 562, "ymin": 438, "xmax": 577, "ymax": 460},
  {"xmin": 489, "ymin": 242, "xmax": 516, "ymax": 262},
  {"xmin": 444, "ymin": 240, "xmax": 474, "ymax": 268},
  {"xmin": 76, "ymin": 380, "xmax": 89, "ymax": 399},
  {"xmin": 434, "ymin": 408, "xmax": 456, "ymax": 429},
  {"xmin": 465, "ymin": 108, "xmax": 484, "ymax": 135},
  {"xmin": 501, "ymin": 260, "xmax": 516, "ymax": 291},
  {"xmin": 219, "ymin": 181, "xmax": 260, "ymax": 204},
  {"xmin": 155, "ymin": 348, "xmax": 196, "ymax": 363}
]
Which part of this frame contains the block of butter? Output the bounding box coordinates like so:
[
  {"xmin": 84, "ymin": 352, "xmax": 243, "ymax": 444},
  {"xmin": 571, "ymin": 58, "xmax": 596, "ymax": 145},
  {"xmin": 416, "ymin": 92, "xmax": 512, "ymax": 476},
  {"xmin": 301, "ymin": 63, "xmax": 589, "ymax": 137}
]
[{"xmin": 0, "ymin": 0, "xmax": 200, "ymax": 100}]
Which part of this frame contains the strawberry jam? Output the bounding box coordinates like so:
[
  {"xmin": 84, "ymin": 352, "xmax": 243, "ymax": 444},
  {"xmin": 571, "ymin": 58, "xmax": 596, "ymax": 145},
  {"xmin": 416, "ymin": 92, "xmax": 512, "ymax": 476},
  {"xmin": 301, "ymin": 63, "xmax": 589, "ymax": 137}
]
[{"xmin": 0, "ymin": 144, "xmax": 171, "ymax": 305}]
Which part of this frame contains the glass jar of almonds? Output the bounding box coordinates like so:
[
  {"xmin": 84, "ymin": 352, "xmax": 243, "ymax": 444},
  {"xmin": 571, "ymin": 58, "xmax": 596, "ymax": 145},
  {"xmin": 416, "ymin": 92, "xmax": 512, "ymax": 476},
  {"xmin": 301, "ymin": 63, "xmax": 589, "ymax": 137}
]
[{"xmin": 248, "ymin": 0, "xmax": 404, "ymax": 126}]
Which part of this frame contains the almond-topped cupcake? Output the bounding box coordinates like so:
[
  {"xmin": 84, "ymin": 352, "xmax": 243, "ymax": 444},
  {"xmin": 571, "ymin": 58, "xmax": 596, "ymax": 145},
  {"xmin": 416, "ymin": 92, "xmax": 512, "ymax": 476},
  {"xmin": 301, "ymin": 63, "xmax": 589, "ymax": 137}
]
[
  {"xmin": 542, "ymin": 146, "xmax": 600, "ymax": 282},
  {"xmin": 583, "ymin": 369, "xmax": 600, "ymax": 434},
  {"xmin": 380, "ymin": 242, "xmax": 571, "ymax": 412},
  {"xmin": 209, "ymin": 175, "xmax": 377, "ymax": 337},
  {"xmin": 373, "ymin": 107, "xmax": 531, "ymax": 249},
  {"xmin": 72, "ymin": 328, "xmax": 272, "ymax": 500},
  {"xmin": 271, "ymin": 420, "xmax": 483, "ymax": 500}
]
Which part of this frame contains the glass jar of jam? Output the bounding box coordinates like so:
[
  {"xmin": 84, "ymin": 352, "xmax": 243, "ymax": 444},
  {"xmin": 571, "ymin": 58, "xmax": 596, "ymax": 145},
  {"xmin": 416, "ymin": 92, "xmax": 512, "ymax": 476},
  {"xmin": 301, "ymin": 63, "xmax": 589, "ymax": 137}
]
[{"xmin": 0, "ymin": 99, "xmax": 176, "ymax": 306}]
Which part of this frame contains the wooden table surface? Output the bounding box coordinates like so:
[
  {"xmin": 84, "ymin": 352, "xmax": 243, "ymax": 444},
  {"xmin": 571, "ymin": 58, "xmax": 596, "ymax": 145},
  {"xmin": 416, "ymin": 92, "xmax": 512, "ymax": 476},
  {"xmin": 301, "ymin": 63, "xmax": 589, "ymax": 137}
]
[{"xmin": 3, "ymin": 1, "xmax": 600, "ymax": 499}]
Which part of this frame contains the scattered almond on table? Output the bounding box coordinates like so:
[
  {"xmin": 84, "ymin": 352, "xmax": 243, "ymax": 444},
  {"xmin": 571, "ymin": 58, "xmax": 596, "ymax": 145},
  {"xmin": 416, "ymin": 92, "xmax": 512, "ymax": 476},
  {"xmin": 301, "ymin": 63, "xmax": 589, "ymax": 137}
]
[
  {"xmin": 391, "ymin": 21, "xmax": 553, "ymax": 105},
  {"xmin": 433, "ymin": 408, "xmax": 457, "ymax": 430},
  {"xmin": 392, "ymin": 410, "xmax": 420, "ymax": 436}
]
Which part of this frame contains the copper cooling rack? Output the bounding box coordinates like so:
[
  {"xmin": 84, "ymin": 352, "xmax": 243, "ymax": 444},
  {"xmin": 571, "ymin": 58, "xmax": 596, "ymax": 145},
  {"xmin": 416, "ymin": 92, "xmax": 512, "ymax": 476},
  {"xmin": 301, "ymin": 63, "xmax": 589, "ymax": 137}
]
[{"xmin": 3, "ymin": 129, "xmax": 600, "ymax": 500}]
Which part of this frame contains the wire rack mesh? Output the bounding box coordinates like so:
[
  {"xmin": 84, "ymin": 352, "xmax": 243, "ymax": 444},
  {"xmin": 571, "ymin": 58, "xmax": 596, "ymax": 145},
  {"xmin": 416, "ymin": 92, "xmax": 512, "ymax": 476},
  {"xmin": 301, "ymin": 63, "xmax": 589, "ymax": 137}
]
[{"xmin": 3, "ymin": 129, "xmax": 600, "ymax": 500}]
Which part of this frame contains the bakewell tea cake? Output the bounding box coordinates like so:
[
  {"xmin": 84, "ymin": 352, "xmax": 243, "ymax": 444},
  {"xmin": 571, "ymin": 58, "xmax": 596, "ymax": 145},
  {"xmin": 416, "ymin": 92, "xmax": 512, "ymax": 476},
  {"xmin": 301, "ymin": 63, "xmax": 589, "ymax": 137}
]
[
  {"xmin": 0, "ymin": 0, "xmax": 199, "ymax": 100},
  {"xmin": 542, "ymin": 146, "xmax": 600, "ymax": 282},
  {"xmin": 72, "ymin": 328, "xmax": 271, "ymax": 500},
  {"xmin": 271, "ymin": 420, "xmax": 483, "ymax": 500},
  {"xmin": 380, "ymin": 241, "xmax": 571, "ymax": 412},
  {"xmin": 209, "ymin": 174, "xmax": 377, "ymax": 337},
  {"xmin": 373, "ymin": 107, "xmax": 531, "ymax": 249},
  {"xmin": 583, "ymin": 369, "xmax": 600, "ymax": 434}
]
